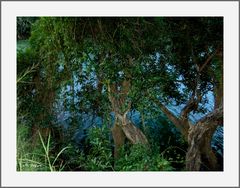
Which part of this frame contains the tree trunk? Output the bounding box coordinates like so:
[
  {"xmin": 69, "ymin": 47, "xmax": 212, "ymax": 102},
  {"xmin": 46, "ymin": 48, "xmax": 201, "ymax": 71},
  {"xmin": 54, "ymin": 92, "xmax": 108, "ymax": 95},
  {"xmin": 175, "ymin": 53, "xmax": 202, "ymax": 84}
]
[
  {"xmin": 107, "ymin": 77, "xmax": 148, "ymax": 158},
  {"xmin": 186, "ymin": 106, "xmax": 223, "ymax": 171},
  {"xmin": 111, "ymin": 112, "xmax": 148, "ymax": 159},
  {"xmin": 31, "ymin": 70, "xmax": 55, "ymax": 145},
  {"xmin": 186, "ymin": 123, "xmax": 218, "ymax": 171},
  {"xmin": 111, "ymin": 123, "xmax": 126, "ymax": 158},
  {"xmin": 116, "ymin": 113, "xmax": 148, "ymax": 145}
]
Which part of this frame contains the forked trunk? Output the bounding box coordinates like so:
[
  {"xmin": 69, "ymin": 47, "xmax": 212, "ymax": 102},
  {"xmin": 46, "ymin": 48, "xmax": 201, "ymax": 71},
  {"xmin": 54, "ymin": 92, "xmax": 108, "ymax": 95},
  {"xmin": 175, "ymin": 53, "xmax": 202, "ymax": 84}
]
[
  {"xmin": 111, "ymin": 112, "xmax": 148, "ymax": 159},
  {"xmin": 107, "ymin": 74, "xmax": 148, "ymax": 158},
  {"xmin": 119, "ymin": 115, "xmax": 148, "ymax": 145}
]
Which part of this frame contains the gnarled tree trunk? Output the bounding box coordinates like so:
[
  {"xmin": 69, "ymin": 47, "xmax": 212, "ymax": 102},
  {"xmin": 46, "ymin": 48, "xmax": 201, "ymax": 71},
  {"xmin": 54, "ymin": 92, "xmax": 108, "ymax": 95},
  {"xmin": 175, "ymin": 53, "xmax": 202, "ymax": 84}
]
[
  {"xmin": 186, "ymin": 105, "xmax": 223, "ymax": 171},
  {"xmin": 111, "ymin": 112, "xmax": 148, "ymax": 159},
  {"xmin": 150, "ymin": 87, "xmax": 223, "ymax": 171},
  {"xmin": 111, "ymin": 112, "xmax": 149, "ymax": 158},
  {"xmin": 186, "ymin": 48, "xmax": 223, "ymax": 171},
  {"xmin": 115, "ymin": 113, "xmax": 148, "ymax": 145},
  {"xmin": 107, "ymin": 62, "xmax": 149, "ymax": 158},
  {"xmin": 186, "ymin": 123, "xmax": 218, "ymax": 170}
]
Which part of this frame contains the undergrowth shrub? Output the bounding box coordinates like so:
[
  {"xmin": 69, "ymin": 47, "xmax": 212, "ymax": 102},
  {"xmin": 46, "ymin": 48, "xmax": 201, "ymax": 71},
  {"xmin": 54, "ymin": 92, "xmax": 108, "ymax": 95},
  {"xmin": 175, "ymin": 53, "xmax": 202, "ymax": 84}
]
[
  {"xmin": 144, "ymin": 114, "xmax": 187, "ymax": 170},
  {"xmin": 115, "ymin": 144, "xmax": 173, "ymax": 171},
  {"xmin": 77, "ymin": 125, "xmax": 114, "ymax": 171}
]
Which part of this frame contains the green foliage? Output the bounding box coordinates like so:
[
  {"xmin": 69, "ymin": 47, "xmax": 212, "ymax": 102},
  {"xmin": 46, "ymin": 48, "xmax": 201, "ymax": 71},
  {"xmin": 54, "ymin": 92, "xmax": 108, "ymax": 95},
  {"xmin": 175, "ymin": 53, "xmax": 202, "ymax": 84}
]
[
  {"xmin": 145, "ymin": 114, "xmax": 186, "ymax": 147},
  {"xmin": 78, "ymin": 126, "xmax": 114, "ymax": 171},
  {"xmin": 135, "ymin": 110, "xmax": 188, "ymax": 170},
  {"xmin": 158, "ymin": 17, "xmax": 223, "ymax": 104},
  {"xmin": 17, "ymin": 41, "xmax": 39, "ymax": 118},
  {"xmin": 115, "ymin": 144, "xmax": 173, "ymax": 171},
  {"xmin": 17, "ymin": 40, "xmax": 30, "ymax": 52},
  {"xmin": 160, "ymin": 146, "xmax": 186, "ymax": 171},
  {"xmin": 17, "ymin": 17, "xmax": 38, "ymax": 40},
  {"xmin": 17, "ymin": 41, "xmax": 37, "ymax": 80},
  {"xmin": 16, "ymin": 17, "xmax": 223, "ymax": 172}
]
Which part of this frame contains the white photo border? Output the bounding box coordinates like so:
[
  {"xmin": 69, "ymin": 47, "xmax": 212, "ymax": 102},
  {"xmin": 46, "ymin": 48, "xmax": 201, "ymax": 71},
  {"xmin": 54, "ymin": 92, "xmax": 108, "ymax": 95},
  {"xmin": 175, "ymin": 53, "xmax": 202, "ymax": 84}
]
[{"xmin": 1, "ymin": 1, "xmax": 239, "ymax": 187}]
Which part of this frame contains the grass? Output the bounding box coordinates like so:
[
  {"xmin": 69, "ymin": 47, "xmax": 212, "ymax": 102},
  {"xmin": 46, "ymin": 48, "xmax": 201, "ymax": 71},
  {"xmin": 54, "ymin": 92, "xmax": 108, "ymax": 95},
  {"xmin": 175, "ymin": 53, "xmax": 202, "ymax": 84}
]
[
  {"xmin": 17, "ymin": 124, "xmax": 69, "ymax": 171},
  {"xmin": 17, "ymin": 125, "xmax": 46, "ymax": 171},
  {"xmin": 38, "ymin": 131, "xmax": 69, "ymax": 171}
]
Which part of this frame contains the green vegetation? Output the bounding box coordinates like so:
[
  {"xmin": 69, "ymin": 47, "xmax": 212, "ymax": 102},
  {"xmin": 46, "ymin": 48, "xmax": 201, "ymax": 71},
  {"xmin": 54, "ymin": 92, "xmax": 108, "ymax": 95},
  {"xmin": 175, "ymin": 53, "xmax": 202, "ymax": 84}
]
[
  {"xmin": 17, "ymin": 17, "xmax": 223, "ymax": 171},
  {"xmin": 115, "ymin": 144, "xmax": 173, "ymax": 171},
  {"xmin": 17, "ymin": 123, "xmax": 68, "ymax": 171},
  {"xmin": 78, "ymin": 126, "xmax": 114, "ymax": 171},
  {"xmin": 17, "ymin": 40, "xmax": 29, "ymax": 52}
]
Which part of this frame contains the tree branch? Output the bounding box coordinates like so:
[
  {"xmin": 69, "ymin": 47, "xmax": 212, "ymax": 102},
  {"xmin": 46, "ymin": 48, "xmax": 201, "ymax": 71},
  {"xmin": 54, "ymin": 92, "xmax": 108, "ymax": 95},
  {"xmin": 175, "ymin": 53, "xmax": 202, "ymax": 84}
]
[
  {"xmin": 180, "ymin": 91, "xmax": 201, "ymax": 121},
  {"xmin": 199, "ymin": 47, "xmax": 221, "ymax": 72},
  {"xmin": 148, "ymin": 96, "xmax": 181, "ymax": 127},
  {"xmin": 197, "ymin": 104, "xmax": 223, "ymax": 126}
]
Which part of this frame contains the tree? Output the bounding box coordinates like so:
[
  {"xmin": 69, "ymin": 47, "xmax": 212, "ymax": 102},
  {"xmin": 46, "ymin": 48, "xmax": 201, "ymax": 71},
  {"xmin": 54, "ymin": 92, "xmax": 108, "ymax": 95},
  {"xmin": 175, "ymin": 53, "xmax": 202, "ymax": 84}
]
[
  {"xmin": 26, "ymin": 17, "xmax": 180, "ymax": 157},
  {"xmin": 148, "ymin": 17, "xmax": 223, "ymax": 170},
  {"xmin": 18, "ymin": 17, "xmax": 223, "ymax": 170}
]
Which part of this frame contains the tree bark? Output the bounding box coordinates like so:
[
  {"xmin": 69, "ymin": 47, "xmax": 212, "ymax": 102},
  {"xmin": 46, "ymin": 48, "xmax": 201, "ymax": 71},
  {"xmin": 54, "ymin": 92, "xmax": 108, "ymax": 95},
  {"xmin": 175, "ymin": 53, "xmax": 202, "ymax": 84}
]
[
  {"xmin": 186, "ymin": 122, "xmax": 218, "ymax": 170},
  {"xmin": 107, "ymin": 68, "xmax": 148, "ymax": 158},
  {"xmin": 111, "ymin": 109, "xmax": 149, "ymax": 158},
  {"xmin": 186, "ymin": 106, "xmax": 223, "ymax": 171},
  {"xmin": 150, "ymin": 95, "xmax": 223, "ymax": 171},
  {"xmin": 31, "ymin": 68, "xmax": 56, "ymax": 145},
  {"xmin": 116, "ymin": 113, "xmax": 148, "ymax": 145},
  {"xmin": 186, "ymin": 47, "xmax": 223, "ymax": 171},
  {"xmin": 111, "ymin": 123, "xmax": 126, "ymax": 158}
]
